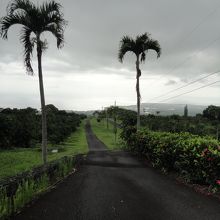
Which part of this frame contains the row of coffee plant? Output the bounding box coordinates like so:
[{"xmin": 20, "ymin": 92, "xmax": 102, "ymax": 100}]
[
  {"xmin": 121, "ymin": 126, "xmax": 220, "ymax": 188},
  {"xmin": 0, "ymin": 104, "xmax": 86, "ymax": 149},
  {"xmin": 97, "ymin": 105, "xmax": 220, "ymax": 139}
]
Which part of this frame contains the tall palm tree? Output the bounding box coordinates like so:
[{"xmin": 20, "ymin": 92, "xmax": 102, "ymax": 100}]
[
  {"xmin": 118, "ymin": 33, "xmax": 161, "ymax": 130},
  {"xmin": 0, "ymin": 0, "xmax": 66, "ymax": 164}
]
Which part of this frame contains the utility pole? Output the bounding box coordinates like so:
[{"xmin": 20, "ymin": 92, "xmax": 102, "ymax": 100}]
[
  {"xmin": 114, "ymin": 101, "xmax": 117, "ymax": 144},
  {"xmin": 105, "ymin": 107, "xmax": 109, "ymax": 129},
  {"xmin": 184, "ymin": 104, "xmax": 188, "ymax": 117},
  {"xmin": 215, "ymin": 112, "xmax": 219, "ymax": 140},
  {"xmin": 102, "ymin": 106, "xmax": 104, "ymax": 125}
]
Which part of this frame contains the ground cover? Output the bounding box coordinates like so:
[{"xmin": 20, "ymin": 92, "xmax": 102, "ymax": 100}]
[
  {"xmin": 0, "ymin": 121, "xmax": 88, "ymax": 180},
  {"xmin": 90, "ymin": 117, "xmax": 122, "ymax": 150}
]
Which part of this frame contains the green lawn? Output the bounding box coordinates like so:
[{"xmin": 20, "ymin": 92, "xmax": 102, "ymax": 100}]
[
  {"xmin": 0, "ymin": 121, "xmax": 88, "ymax": 180},
  {"xmin": 90, "ymin": 117, "xmax": 122, "ymax": 150}
]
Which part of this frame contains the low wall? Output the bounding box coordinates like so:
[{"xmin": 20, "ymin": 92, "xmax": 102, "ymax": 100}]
[{"xmin": 0, "ymin": 154, "xmax": 83, "ymax": 219}]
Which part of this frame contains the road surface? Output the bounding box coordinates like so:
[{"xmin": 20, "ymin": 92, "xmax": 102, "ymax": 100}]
[{"xmin": 13, "ymin": 121, "xmax": 220, "ymax": 220}]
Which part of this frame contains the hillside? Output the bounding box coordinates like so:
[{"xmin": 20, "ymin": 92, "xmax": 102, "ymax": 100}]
[{"xmin": 121, "ymin": 103, "xmax": 207, "ymax": 116}]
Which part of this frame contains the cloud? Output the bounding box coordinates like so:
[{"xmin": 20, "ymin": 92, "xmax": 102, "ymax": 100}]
[
  {"xmin": 1, "ymin": 0, "xmax": 220, "ymax": 109},
  {"xmin": 165, "ymin": 80, "xmax": 177, "ymax": 86}
]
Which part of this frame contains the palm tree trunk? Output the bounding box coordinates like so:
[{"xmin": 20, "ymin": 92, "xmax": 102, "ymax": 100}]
[
  {"xmin": 37, "ymin": 36, "xmax": 47, "ymax": 165},
  {"xmin": 136, "ymin": 56, "xmax": 141, "ymax": 130}
]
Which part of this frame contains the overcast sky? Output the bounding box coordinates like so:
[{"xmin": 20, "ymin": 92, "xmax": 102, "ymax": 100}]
[{"xmin": 1, "ymin": 0, "xmax": 220, "ymax": 110}]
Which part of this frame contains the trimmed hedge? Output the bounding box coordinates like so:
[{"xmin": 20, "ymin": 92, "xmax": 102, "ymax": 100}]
[{"xmin": 121, "ymin": 126, "xmax": 220, "ymax": 187}]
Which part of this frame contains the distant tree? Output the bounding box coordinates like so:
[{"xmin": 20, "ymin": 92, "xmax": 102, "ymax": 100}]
[
  {"xmin": 156, "ymin": 111, "xmax": 160, "ymax": 115},
  {"xmin": 0, "ymin": 0, "xmax": 66, "ymax": 164},
  {"xmin": 184, "ymin": 105, "xmax": 188, "ymax": 117},
  {"xmin": 107, "ymin": 106, "xmax": 120, "ymax": 118},
  {"xmin": 93, "ymin": 111, "xmax": 100, "ymax": 117},
  {"xmin": 118, "ymin": 33, "xmax": 161, "ymax": 130},
  {"xmin": 46, "ymin": 104, "xmax": 59, "ymax": 114},
  {"xmin": 203, "ymin": 105, "xmax": 220, "ymax": 120},
  {"xmin": 0, "ymin": 106, "xmax": 83, "ymax": 149}
]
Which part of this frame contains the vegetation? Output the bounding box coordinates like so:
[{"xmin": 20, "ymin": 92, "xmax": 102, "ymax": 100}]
[
  {"xmin": 96, "ymin": 105, "xmax": 220, "ymax": 140},
  {"xmin": 90, "ymin": 118, "xmax": 121, "ymax": 150},
  {"xmin": 0, "ymin": 120, "xmax": 88, "ymax": 180},
  {"xmin": 121, "ymin": 126, "xmax": 220, "ymax": 189},
  {"xmin": 95, "ymin": 106, "xmax": 220, "ymax": 190},
  {"xmin": 0, "ymin": 105, "xmax": 86, "ymax": 149},
  {"xmin": 0, "ymin": 155, "xmax": 80, "ymax": 219},
  {"xmin": 0, "ymin": 0, "xmax": 66, "ymax": 164},
  {"xmin": 118, "ymin": 33, "xmax": 161, "ymax": 130},
  {"xmin": 108, "ymin": 105, "xmax": 220, "ymax": 190}
]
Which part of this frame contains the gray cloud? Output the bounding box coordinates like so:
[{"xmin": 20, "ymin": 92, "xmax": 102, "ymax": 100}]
[
  {"xmin": 165, "ymin": 80, "xmax": 177, "ymax": 86},
  {"xmin": 1, "ymin": 0, "xmax": 220, "ymax": 109}
]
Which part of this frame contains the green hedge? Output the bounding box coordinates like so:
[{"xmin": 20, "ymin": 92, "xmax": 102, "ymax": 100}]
[{"xmin": 121, "ymin": 126, "xmax": 220, "ymax": 187}]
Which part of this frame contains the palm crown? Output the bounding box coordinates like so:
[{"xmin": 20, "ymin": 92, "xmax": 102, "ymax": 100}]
[
  {"xmin": 118, "ymin": 33, "xmax": 161, "ymax": 63},
  {"xmin": 0, "ymin": 0, "xmax": 66, "ymax": 75},
  {"xmin": 118, "ymin": 32, "xmax": 161, "ymax": 130}
]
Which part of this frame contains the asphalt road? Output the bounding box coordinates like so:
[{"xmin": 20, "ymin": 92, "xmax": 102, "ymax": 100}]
[{"xmin": 13, "ymin": 121, "xmax": 220, "ymax": 220}]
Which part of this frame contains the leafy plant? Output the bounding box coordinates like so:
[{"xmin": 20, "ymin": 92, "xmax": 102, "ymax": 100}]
[{"xmin": 121, "ymin": 126, "xmax": 220, "ymax": 188}]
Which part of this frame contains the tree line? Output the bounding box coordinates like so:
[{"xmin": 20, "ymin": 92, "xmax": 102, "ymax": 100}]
[
  {"xmin": 0, "ymin": 104, "xmax": 86, "ymax": 149},
  {"xmin": 96, "ymin": 105, "xmax": 220, "ymax": 140},
  {"xmin": 0, "ymin": 0, "xmax": 162, "ymax": 163}
]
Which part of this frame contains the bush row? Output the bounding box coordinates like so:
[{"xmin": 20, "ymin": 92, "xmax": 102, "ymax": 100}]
[
  {"xmin": 0, "ymin": 104, "xmax": 86, "ymax": 149},
  {"xmin": 121, "ymin": 126, "xmax": 220, "ymax": 187}
]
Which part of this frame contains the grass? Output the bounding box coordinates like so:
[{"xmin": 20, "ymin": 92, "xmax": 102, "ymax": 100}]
[
  {"xmin": 0, "ymin": 121, "xmax": 88, "ymax": 180},
  {"xmin": 90, "ymin": 117, "xmax": 122, "ymax": 150}
]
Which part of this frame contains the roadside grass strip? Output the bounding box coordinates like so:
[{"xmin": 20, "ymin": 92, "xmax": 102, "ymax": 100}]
[
  {"xmin": 90, "ymin": 117, "xmax": 122, "ymax": 150},
  {"xmin": 0, "ymin": 121, "xmax": 88, "ymax": 180}
]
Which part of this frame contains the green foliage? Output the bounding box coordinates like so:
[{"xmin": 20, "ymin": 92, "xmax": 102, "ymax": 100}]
[
  {"xmin": 0, "ymin": 105, "xmax": 85, "ymax": 149},
  {"xmin": 0, "ymin": 156, "xmax": 78, "ymax": 219},
  {"xmin": 0, "ymin": 121, "xmax": 88, "ymax": 179},
  {"xmin": 14, "ymin": 174, "xmax": 49, "ymax": 212},
  {"xmin": 139, "ymin": 111, "xmax": 219, "ymax": 139},
  {"xmin": 90, "ymin": 118, "xmax": 122, "ymax": 150},
  {"xmin": 0, "ymin": 108, "xmax": 39, "ymax": 148},
  {"xmin": 122, "ymin": 126, "xmax": 220, "ymax": 187},
  {"xmin": 203, "ymin": 105, "xmax": 220, "ymax": 120},
  {"xmin": 107, "ymin": 106, "xmax": 220, "ymax": 140}
]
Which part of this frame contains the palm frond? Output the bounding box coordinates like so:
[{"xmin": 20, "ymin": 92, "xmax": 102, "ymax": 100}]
[
  {"xmin": 1, "ymin": 0, "xmax": 67, "ymax": 74},
  {"xmin": 0, "ymin": 12, "xmax": 27, "ymax": 39},
  {"xmin": 40, "ymin": 39, "xmax": 48, "ymax": 52},
  {"xmin": 44, "ymin": 23, "xmax": 64, "ymax": 48},
  {"xmin": 43, "ymin": 12, "xmax": 66, "ymax": 48},
  {"xmin": 40, "ymin": 1, "xmax": 62, "ymax": 16},
  {"xmin": 40, "ymin": 2, "xmax": 66, "ymax": 48},
  {"xmin": 140, "ymin": 52, "xmax": 146, "ymax": 62},
  {"xmin": 118, "ymin": 36, "xmax": 136, "ymax": 62},
  {"xmin": 7, "ymin": 0, "xmax": 34, "ymax": 15},
  {"xmin": 144, "ymin": 39, "xmax": 161, "ymax": 58},
  {"xmin": 20, "ymin": 26, "xmax": 34, "ymax": 75},
  {"xmin": 135, "ymin": 32, "xmax": 150, "ymax": 44},
  {"xmin": 135, "ymin": 33, "xmax": 150, "ymax": 55}
]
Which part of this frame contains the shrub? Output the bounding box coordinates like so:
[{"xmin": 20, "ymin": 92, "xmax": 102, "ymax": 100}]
[
  {"xmin": 0, "ymin": 105, "xmax": 84, "ymax": 149},
  {"xmin": 121, "ymin": 126, "xmax": 220, "ymax": 187}
]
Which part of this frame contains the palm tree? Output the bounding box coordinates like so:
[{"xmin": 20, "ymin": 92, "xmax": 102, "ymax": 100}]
[
  {"xmin": 118, "ymin": 33, "xmax": 161, "ymax": 130},
  {"xmin": 0, "ymin": 0, "xmax": 66, "ymax": 164}
]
